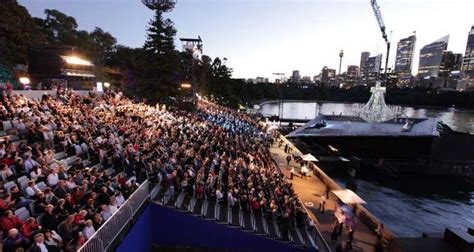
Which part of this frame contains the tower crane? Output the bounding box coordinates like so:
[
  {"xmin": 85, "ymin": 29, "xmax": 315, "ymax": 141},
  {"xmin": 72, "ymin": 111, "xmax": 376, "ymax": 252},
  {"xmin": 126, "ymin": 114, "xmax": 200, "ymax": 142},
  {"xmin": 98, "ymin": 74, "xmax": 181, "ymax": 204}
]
[
  {"xmin": 272, "ymin": 73, "xmax": 286, "ymax": 83},
  {"xmin": 370, "ymin": 0, "xmax": 390, "ymax": 83}
]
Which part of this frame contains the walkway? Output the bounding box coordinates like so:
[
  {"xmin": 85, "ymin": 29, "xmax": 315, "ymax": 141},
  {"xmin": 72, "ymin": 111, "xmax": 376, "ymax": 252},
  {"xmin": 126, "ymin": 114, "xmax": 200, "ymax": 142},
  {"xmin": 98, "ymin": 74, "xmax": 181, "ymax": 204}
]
[{"xmin": 270, "ymin": 137, "xmax": 379, "ymax": 252}]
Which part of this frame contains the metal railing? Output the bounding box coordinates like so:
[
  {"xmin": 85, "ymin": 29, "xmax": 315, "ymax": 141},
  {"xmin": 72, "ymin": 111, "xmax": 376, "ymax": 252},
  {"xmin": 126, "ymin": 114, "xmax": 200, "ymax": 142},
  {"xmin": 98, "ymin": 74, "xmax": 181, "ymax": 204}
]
[{"xmin": 78, "ymin": 180, "xmax": 150, "ymax": 252}]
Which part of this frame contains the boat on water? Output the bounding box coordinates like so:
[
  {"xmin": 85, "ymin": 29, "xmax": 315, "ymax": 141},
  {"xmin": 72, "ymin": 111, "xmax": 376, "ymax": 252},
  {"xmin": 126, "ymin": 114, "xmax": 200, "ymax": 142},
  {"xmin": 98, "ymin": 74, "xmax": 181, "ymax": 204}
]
[{"xmin": 285, "ymin": 82, "xmax": 474, "ymax": 179}]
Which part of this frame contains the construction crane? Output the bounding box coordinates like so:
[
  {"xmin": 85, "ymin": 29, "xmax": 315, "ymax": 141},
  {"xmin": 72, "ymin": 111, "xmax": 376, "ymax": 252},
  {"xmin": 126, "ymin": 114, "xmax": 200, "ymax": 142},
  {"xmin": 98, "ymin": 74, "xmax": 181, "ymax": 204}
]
[
  {"xmin": 272, "ymin": 73, "xmax": 285, "ymax": 83},
  {"xmin": 370, "ymin": 0, "xmax": 390, "ymax": 83}
]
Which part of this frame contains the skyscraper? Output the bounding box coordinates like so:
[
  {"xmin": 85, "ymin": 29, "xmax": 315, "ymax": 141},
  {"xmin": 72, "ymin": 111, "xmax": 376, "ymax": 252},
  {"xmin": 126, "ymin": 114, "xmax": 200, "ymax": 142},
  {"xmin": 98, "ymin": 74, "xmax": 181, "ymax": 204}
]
[
  {"xmin": 418, "ymin": 35, "xmax": 449, "ymax": 78},
  {"xmin": 321, "ymin": 66, "xmax": 336, "ymax": 85},
  {"xmin": 439, "ymin": 51, "xmax": 463, "ymax": 80},
  {"xmin": 360, "ymin": 52, "xmax": 370, "ymax": 76},
  {"xmin": 365, "ymin": 54, "xmax": 382, "ymax": 78},
  {"xmin": 290, "ymin": 70, "xmax": 301, "ymax": 82},
  {"xmin": 395, "ymin": 34, "xmax": 416, "ymax": 75},
  {"xmin": 462, "ymin": 26, "xmax": 474, "ymax": 73}
]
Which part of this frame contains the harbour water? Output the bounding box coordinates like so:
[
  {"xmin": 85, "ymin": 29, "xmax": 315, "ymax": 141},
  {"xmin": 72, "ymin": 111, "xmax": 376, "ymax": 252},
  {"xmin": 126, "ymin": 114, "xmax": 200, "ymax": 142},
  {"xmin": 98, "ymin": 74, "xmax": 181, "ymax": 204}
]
[
  {"xmin": 260, "ymin": 101, "xmax": 474, "ymax": 133},
  {"xmin": 260, "ymin": 101, "xmax": 474, "ymax": 237}
]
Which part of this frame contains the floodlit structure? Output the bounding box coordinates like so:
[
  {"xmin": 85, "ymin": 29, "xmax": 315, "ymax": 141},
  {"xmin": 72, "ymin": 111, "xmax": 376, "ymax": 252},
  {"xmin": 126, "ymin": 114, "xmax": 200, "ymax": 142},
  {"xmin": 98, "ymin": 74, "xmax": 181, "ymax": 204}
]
[
  {"xmin": 358, "ymin": 81, "xmax": 398, "ymax": 122},
  {"xmin": 27, "ymin": 46, "xmax": 96, "ymax": 89},
  {"xmin": 180, "ymin": 37, "xmax": 203, "ymax": 60}
]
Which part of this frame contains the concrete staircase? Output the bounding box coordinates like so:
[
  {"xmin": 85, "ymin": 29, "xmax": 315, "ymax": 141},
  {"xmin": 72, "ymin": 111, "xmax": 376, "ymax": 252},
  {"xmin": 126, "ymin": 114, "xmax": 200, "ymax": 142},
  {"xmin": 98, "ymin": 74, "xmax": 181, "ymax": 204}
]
[{"xmin": 151, "ymin": 184, "xmax": 320, "ymax": 251}]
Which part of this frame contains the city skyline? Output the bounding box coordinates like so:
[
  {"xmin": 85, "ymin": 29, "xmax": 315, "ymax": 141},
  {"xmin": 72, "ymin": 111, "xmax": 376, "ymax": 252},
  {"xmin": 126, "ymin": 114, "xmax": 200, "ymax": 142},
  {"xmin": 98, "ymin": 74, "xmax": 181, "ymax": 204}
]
[{"xmin": 19, "ymin": 0, "xmax": 474, "ymax": 80}]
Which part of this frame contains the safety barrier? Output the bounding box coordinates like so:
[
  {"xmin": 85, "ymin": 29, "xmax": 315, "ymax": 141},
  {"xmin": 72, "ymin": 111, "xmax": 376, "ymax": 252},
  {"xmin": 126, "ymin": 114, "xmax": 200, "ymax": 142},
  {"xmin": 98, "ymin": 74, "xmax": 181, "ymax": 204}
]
[{"xmin": 78, "ymin": 180, "xmax": 150, "ymax": 252}]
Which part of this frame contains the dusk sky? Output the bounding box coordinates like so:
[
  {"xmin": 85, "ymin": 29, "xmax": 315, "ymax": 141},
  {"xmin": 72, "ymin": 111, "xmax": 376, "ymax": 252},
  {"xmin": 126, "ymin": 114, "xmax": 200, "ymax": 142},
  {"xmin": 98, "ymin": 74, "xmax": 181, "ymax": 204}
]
[{"xmin": 19, "ymin": 0, "xmax": 474, "ymax": 80}]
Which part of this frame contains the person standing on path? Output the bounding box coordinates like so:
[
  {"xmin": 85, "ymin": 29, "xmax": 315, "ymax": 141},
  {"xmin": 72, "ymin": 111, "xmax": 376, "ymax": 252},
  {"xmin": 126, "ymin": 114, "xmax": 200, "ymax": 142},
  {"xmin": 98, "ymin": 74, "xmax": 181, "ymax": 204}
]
[
  {"xmin": 284, "ymin": 143, "xmax": 289, "ymax": 153},
  {"xmin": 346, "ymin": 226, "xmax": 355, "ymax": 249},
  {"xmin": 331, "ymin": 219, "xmax": 340, "ymax": 241},
  {"xmin": 319, "ymin": 195, "xmax": 326, "ymax": 213},
  {"xmin": 301, "ymin": 164, "xmax": 308, "ymax": 179},
  {"xmin": 325, "ymin": 185, "xmax": 330, "ymax": 199},
  {"xmin": 376, "ymin": 223, "xmax": 384, "ymax": 243},
  {"xmin": 290, "ymin": 167, "xmax": 295, "ymax": 180},
  {"xmin": 286, "ymin": 154, "xmax": 292, "ymax": 166}
]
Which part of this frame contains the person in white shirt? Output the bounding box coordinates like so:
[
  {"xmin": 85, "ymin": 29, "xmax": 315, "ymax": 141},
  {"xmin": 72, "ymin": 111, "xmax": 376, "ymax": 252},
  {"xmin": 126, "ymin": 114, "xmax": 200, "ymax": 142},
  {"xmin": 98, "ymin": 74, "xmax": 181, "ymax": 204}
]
[
  {"xmin": 0, "ymin": 144, "xmax": 5, "ymax": 157},
  {"xmin": 227, "ymin": 191, "xmax": 237, "ymax": 207},
  {"xmin": 29, "ymin": 166, "xmax": 42, "ymax": 181},
  {"xmin": 115, "ymin": 192, "xmax": 125, "ymax": 207},
  {"xmin": 26, "ymin": 180, "xmax": 41, "ymax": 197},
  {"xmin": 301, "ymin": 165, "xmax": 309, "ymax": 179},
  {"xmin": 47, "ymin": 170, "xmax": 59, "ymax": 187},
  {"xmin": 100, "ymin": 205, "xmax": 112, "ymax": 221},
  {"xmin": 32, "ymin": 233, "xmax": 48, "ymax": 252},
  {"xmin": 108, "ymin": 195, "xmax": 119, "ymax": 214},
  {"xmin": 216, "ymin": 187, "xmax": 224, "ymax": 203},
  {"xmin": 65, "ymin": 177, "xmax": 78, "ymax": 190},
  {"xmin": 0, "ymin": 164, "xmax": 13, "ymax": 181},
  {"xmin": 23, "ymin": 155, "xmax": 39, "ymax": 172},
  {"xmin": 83, "ymin": 220, "xmax": 96, "ymax": 239}
]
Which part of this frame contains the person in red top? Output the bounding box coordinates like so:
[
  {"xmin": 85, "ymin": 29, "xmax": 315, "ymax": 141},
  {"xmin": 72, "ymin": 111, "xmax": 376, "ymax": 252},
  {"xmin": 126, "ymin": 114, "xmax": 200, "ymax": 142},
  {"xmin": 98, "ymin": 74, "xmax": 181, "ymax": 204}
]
[
  {"xmin": 73, "ymin": 209, "xmax": 88, "ymax": 226},
  {"xmin": 0, "ymin": 153, "xmax": 14, "ymax": 166},
  {"xmin": 117, "ymin": 173, "xmax": 127, "ymax": 187},
  {"xmin": 20, "ymin": 217, "xmax": 41, "ymax": 239},
  {"xmin": 251, "ymin": 197, "xmax": 260, "ymax": 211},
  {"xmin": 5, "ymin": 80, "xmax": 13, "ymax": 94},
  {"xmin": 0, "ymin": 193, "xmax": 15, "ymax": 212},
  {"xmin": 0, "ymin": 210, "xmax": 24, "ymax": 233}
]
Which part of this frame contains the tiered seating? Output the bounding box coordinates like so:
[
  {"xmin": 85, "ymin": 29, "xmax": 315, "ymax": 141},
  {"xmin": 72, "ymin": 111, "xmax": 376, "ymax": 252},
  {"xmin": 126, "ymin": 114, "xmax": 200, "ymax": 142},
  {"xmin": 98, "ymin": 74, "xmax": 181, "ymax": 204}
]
[
  {"xmin": 0, "ymin": 91, "xmax": 148, "ymax": 251},
  {"xmin": 151, "ymin": 100, "xmax": 320, "ymax": 251}
]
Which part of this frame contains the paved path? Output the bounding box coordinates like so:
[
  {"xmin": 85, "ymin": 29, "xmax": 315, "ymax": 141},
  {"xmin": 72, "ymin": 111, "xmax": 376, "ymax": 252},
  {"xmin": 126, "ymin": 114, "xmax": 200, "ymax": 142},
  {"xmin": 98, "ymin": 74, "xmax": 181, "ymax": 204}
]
[{"xmin": 270, "ymin": 139, "xmax": 379, "ymax": 252}]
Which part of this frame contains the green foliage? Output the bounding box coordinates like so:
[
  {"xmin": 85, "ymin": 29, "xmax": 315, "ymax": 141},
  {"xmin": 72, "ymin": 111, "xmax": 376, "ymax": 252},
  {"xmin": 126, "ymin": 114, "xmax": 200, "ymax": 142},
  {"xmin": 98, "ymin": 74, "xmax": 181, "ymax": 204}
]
[
  {"xmin": 34, "ymin": 9, "xmax": 117, "ymax": 66},
  {"xmin": 139, "ymin": 7, "xmax": 180, "ymax": 102},
  {"xmin": 0, "ymin": 0, "xmax": 47, "ymax": 67},
  {"xmin": 89, "ymin": 28, "xmax": 117, "ymax": 66},
  {"xmin": 35, "ymin": 9, "xmax": 78, "ymax": 45}
]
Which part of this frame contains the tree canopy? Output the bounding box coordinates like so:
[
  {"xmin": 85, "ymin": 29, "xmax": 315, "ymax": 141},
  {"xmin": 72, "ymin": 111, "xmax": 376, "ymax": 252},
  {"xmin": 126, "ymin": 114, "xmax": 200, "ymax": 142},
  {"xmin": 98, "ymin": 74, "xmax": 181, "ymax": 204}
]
[{"xmin": 0, "ymin": 0, "xmax": 47, "ymax": 67}]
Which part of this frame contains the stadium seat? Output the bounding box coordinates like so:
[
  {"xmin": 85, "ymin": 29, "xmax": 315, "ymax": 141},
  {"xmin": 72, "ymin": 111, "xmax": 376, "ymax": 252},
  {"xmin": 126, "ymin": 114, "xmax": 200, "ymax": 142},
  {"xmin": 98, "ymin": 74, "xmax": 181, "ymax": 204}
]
[
  {"xmin": 15, "ymin": 207, "xmax": 30, "ymax": 222},
  {"xmin": 3, "ymin": 181, "xmax": 16, "ymax": 192}
]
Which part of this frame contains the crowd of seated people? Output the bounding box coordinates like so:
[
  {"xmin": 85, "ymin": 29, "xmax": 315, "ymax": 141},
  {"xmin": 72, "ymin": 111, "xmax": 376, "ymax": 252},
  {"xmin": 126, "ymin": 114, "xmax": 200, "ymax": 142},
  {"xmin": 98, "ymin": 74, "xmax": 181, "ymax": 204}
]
[
  {"xmin": 0, "ymin": 90, "xmax": 145, "ymax": 251},
  {"xmin": 147, "ymin": 99, "xmax": 312, "ymax": 239},
  {"xmin": 0, "ymin": 89, "xmax": 313, "ymax": 251}
]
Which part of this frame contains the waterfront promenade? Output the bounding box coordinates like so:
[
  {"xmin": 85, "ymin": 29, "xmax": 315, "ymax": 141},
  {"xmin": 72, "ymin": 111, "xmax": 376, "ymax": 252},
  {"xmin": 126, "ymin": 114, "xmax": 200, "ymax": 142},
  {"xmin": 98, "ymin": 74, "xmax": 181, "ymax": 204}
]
[{"xmin": 270, "ymin": 136, "xmax": 380, "ymax": 252}]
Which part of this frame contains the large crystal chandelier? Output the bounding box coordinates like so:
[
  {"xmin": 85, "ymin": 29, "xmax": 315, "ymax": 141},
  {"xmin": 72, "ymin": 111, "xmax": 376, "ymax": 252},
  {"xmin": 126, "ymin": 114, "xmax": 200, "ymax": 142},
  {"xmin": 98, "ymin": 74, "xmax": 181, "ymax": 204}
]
[{"xmin": 358, "ymin": 81, "xmax": 398, "ymax": 122}]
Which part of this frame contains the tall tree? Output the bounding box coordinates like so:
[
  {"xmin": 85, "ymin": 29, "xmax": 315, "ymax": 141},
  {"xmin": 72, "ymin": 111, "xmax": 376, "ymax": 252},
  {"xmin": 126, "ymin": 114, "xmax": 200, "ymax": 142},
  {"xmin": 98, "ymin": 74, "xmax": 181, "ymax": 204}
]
[
  {"xmin": 140, "ymin": 4, "xmax": 180, "ymax": 102},
  {"xmin": 0, "ymin": 0, "xmax": 47, "ymax": 67},
  {"xmin": 34, "ymin": 9, "xmax": 78, "ymax": 45},
  {"xmin": 89, "ymin": 27, "xmax": 117, "ymax": 66}
]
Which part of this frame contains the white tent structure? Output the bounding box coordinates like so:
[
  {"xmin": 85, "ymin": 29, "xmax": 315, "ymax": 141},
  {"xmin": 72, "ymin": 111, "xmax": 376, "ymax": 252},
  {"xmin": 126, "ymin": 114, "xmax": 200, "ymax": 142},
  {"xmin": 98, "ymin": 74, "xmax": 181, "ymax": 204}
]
[
  {"xmin": 332, "ymin": 189, "xmax": 367, "ymax": 204},
  {"xmin": 302, "ymin": 153, "xmax": 318, "ymax": 162}
]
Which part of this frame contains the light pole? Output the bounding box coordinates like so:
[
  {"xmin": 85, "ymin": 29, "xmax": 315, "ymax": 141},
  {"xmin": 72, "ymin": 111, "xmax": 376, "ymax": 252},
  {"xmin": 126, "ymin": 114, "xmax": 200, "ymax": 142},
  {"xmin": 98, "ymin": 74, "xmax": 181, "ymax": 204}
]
[{"xmin": 179, "ymin": 37, "xmax": 203, "ymax": 110}]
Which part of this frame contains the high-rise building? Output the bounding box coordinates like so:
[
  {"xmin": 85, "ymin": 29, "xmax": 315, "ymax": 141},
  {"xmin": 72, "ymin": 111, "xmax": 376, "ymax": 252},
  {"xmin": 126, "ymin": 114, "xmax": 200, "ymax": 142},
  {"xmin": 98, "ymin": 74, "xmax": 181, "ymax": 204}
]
[
  {"xmin": 291, "ymin": 70, "xmax": 301, "ymax": 82},
  {"xmin": 418, "ymin": 35, "xmax": 449, "ymax": 78},
  {"xmin": 462, "ymin": 26, "xmax": 474, "ymax": 74},
  {"xmin": 321, "ymin": 66, "xmax": 336, "ymax": 85},
  {"xmin": 360, "ymin": 52, "xmax": 370, "ymax": 76},
  {"xmin": 345, "ymin": 65, "xmax": 360, "ymax": 87},
  {"xmin": 255, "ymin": 77, "xmax": 269, "ymax": 83},
  {"xmin": 395, "ymin": 34, "xmax": 416, "ymax": 75},
  {"xmin": 365, "ymin": 54, "xmax": 382, "ymax": 77},
  {"xmin": 301, "ymin": 76, "xmax": 312, "ymax": 83},
  {"xmin": 347, "ymin": 65, "xmax": 359, "ymax": 78},
  {"xmin": 439, "ymin": 51, "xmax": 462, "ymax": 77}
]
